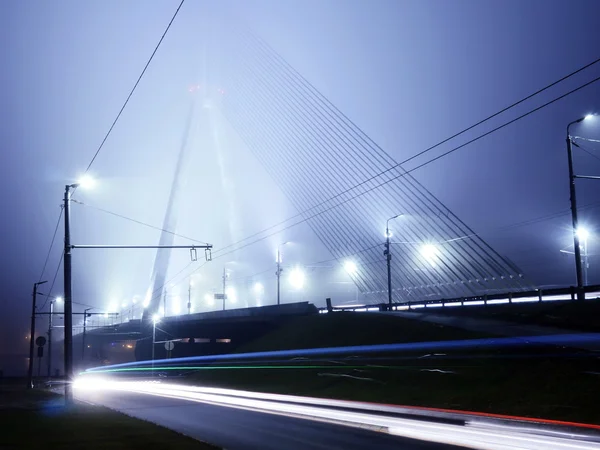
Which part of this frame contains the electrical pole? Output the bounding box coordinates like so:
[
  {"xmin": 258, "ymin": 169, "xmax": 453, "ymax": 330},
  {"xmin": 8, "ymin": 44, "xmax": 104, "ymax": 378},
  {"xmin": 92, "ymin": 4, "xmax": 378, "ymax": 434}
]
[
  {"xmin": 27, "ymin": 280, "xmax": 46, "ymax": 389},
  {"xmin": 163, "ymin": 289, "xmax": 167, "ymax": 317},
  {"xmin": 384, "ymin": 215, "xmax": 402, "ymax": 310},
  {"xmin": 63, "ymin": 183, "xmax": 75, "ymax": 404},
  {"xmin": 385, "ymin": 229, "xmax": 392, "ymax": 309},
  {"xmin": 276, "ymin": 250, "xmax": 282, "ymax": 306},
  {"xmin": 566, "ymin": 123, "xmax": 584, "ymax": 300},
  {"xmin": 222, "ymin": 268, "xmax": 227, "ymax": 311},
  {"xmin": 47, "ymin": 299, "xmax": 53, "ymax": 379},
  {"xmin": 188, "ymin": 283, "xmax": 192, "ymax": 315},
  {"xmin": 82, "ymin": 308, "xmax": 92, "ymax": 362}
]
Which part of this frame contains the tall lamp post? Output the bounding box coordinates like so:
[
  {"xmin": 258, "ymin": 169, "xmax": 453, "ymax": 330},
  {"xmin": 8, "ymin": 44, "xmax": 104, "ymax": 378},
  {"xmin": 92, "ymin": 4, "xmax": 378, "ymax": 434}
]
[
  {"xmin": 566, "ymin": 114, "xmax": 595, "ymax": 300},
  {"xmin": 62, "ymin": 175, "xmax": 94, "ymax": 403},
  {"xmin": 384, "ymin": 214, "xmax": 402, "ymax": 310},
  {"xmin": 27, "ymin": 280, "xmax": 47, "ymax": 389},
  {"xmin": 276, "ymin": 241, "xmax": 290, "ymax": 305},
  {"xmin": 152, "ymin": 314, "xmax": 160, "ymax": 374},
  {"xmin": 47, "ymin": 296, "xmax": 62, "ymax": 379},
  {"xmin": 81, "ymin": 308, "xmax": 92, "ymax": 361}
]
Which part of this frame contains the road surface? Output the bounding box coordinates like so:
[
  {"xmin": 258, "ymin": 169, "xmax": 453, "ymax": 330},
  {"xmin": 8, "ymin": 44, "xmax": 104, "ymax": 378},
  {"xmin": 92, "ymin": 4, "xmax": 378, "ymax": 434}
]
[{"xmin": 74, "ymin": 381, "xmax": 600, "ymax": 450}]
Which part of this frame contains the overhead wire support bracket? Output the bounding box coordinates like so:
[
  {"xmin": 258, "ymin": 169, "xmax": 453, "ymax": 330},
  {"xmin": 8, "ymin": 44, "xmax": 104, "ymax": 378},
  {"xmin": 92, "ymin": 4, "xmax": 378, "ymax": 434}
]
[{"xmin": 70, "ymin": 244, "xmax": 213, "ymax": 250}]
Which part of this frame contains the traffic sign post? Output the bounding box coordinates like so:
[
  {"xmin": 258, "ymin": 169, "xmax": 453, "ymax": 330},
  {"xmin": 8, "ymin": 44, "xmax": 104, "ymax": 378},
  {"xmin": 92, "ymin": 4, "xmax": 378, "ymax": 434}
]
[
  {"xmin": 164, "ymin": 340, "xmax": 174, "ymax": 359},
  {"xmin": 35, "ymin": 336, "xmax": 46, "ymax": 379}
]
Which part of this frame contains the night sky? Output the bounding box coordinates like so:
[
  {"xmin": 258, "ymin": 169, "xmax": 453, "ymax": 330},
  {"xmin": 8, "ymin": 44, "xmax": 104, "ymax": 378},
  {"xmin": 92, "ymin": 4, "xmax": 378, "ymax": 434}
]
[{"xmin": 1, "ymin": 0, "xmax": 599, "ymax": 373}]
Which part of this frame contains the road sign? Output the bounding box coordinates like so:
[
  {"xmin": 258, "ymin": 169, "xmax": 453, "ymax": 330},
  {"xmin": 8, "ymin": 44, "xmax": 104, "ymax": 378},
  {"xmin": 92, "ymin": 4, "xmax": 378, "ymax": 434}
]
[
  {"xmin": 164, "ymin": 341, "xmax": 175, "ymax": 351},
  {"xmin": 35, "ymin": 336, "xmax": 46, "ymax": 347},
  {"xmin": 214, "ymin": 293, "xmax": 227, "ymax": 300}
]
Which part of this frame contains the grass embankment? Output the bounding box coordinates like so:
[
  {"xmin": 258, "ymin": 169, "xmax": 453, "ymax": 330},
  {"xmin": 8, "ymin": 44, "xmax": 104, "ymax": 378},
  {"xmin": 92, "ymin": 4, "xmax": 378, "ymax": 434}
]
[
  {"xmin": 185, "ymin": 313, "xmax": 600, "ymax": 424},
  {"xmin": 428, "ymin": 298, "xmax": 600, "ymax": 332},
  {"xmin": 234, "ymin": 311, "xmax": 491, "ymax": 353},
  {"xmin": 0, "ymin": 385, "xmax": 219, "ymax": 449}
]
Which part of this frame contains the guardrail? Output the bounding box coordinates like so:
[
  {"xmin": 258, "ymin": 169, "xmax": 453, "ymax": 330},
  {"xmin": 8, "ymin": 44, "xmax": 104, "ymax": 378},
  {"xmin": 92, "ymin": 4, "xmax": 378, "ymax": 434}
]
[{"xmin": 319, "ymin": 284, "xmax": 600, "ymax": 313}]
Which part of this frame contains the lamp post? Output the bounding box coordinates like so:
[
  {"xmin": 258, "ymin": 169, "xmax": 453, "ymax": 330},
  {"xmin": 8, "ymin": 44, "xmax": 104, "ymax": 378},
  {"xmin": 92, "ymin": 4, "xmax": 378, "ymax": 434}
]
[
  {"xmin": 577, "ymin": 228, "xmax": 590, "ymax": 286},
  {"xmin": 47, "ymin": 296, "xmax": 61, "ymax": 379},
  {"xmin": 81, "ymin": 308, "xmax": 92, "ymax": 362},
  {"xmin": 566, "ymin": 115, "xmax": 595, "ymax": 300},
  {"xmin": 384, "ymin": 215, "xmax": 402, "ymax": 310},
  {"xmin": 152, "ymin": 314, "xmax": 160, "ymax": 374},
  {"xmin": 276, "ymin": 241, "xmax": 290, "ymax": 305},
  {"xmin": 222, "ymin": 268, "xmax": 227, "ymax": 311},
  {"xmin": 27, "ymin": 280, "xmax": 47, "ymax": 389},
  {"xmin": 62, "ymin": 174, "xmax": 94, "ymax": 403},
  {"xmin": 188, "ymin": 280, "xmax": 192, "ymax": 315}
]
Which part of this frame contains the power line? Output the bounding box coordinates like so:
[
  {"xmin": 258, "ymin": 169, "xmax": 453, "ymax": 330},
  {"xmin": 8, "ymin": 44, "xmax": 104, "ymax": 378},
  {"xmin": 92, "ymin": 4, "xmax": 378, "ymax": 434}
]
[
  {"xmin": 72, "ymin": 200, "xmax": 210, "ymax": 245},
  {"xmin": 572, "ymin": 141, "xmax": 600, "ymax": 163},
  {"xmin": 214, "ymin": 58, "xmax": 600, "ymax": 256},
  {"xmin": 215, "ymin": 74, "xmax": 600, "ymax": 260},
  {"xmin": 37, "ymin": 207, "xmax": 63, "ymax": 282},
  {"xmin": 39, "ymin": 251, "xmax": 64, "ymax": 311},
  {"xmin": 82, "ymin": 0, "xmax": 186, "ymax": 174}
]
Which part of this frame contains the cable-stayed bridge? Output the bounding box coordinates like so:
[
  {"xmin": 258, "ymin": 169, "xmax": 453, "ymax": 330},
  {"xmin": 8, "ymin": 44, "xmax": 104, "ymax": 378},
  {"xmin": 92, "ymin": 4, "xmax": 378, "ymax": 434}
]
[{"xmin": 141, "ymin": 14, "xmax": 533, "ymax": 322}]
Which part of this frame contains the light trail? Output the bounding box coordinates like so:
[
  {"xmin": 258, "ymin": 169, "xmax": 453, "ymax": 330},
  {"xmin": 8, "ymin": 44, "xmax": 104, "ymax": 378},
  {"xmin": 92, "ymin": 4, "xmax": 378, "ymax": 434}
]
[
  {"xmin": 84, "ymin": 333, "xmax": 600, "ymax": 373},
  {"xmin": 75, "ymin": 380, "xmax": 600, "ymax": 450}
]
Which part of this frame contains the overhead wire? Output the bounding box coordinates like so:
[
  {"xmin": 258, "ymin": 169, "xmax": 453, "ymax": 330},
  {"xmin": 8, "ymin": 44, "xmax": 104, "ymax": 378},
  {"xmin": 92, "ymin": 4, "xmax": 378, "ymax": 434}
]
[
  {"xmin": 212, "ymin": 74, "xmax": 600, "ymax": 264},
  {"xmin": 72, "ymin": 200, "xmax": 210, "ymax": 245},
  {"xmin": 39, "ymin": 251, "xmax": 64, "ymax": 311},
  {"xmin": 572, "ymin": 141, "xmax": 600, "ymax": 163},
  {"xmin": 37, "ymin": 207, "xmax": 63, "ymax": 283},
  {"xmin": 222, "ymin": 29, "xmax": 500, "ymax": 288},
  {"xmin": 212, "ymin": 54, "xmax": 600, "ymax": 256},
  {"xmin": 82, "ymin": 0, "xmax": 186, "ymax": 175}
]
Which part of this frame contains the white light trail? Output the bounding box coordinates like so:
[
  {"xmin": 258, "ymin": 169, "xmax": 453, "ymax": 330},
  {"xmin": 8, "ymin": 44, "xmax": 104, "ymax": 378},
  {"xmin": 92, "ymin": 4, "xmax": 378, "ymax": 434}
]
[{"xmin": 74, "ymin": 381, "xmax": 600, "ymax": 450}]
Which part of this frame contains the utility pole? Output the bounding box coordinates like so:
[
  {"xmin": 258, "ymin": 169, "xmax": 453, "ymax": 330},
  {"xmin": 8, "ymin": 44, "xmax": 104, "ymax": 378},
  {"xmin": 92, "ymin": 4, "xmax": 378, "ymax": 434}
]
[
  {"xmin": 222, "ymin": 268, "xmax": 227, "ymax": 311},
  {"xmin": 275, "ymin": 242, "xmax": 289, "ymax": 306},
  {"xmin": 63, "ymin": 183, "xmax": 74, "ymax": 403},
  {"xmin": 82, "ymin": 308, "xmax": 92, "ymax": 362},
  {"xmin": 163, "ymin": 289, "xmax": 167, "ymax": 317},
  {"xmin": 566, "ymin": 120, "xmax": 584, "ymax": 300},
  {"xmin": 384, "ymin": 215, "xmax": 402, "ymax": 310},
  {"xmin": 27, "ymin": 280, "xmax": 47, "ymax": 389},
  {"xmin": 276, "ymin": 252, "xmax": 282, "ymax": 306},
  {"xmin": 47, "ymin": 299, "xmax": 53, "ymax": 379},
  {"xmin": 187, "ymin": 283, "xmax": 192, "ymax": 315}
]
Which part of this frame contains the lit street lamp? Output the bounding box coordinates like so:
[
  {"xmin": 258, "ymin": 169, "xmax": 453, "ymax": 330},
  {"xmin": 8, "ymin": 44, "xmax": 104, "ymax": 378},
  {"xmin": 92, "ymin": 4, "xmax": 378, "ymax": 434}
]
[
  {"xmin": 384, "ymin": 214, "xmax": 403, "ymax": 309},
  {"xmin": 62, "ymin": 175, "xmax": 94, "ymax": 403},
  {"xmin": 566, "ymin": 114, "xmax": 596, "ymax": 300},
  {"xmin": 288, "ymin": 267, "xmax": 306, "ymax": 290},
  {"xmin": 343, "ymin": 260, "xmax": 359, "ymax": 302},
  {"xmin": 577, "ymin": 228, "xmax": 590, "ymax": 286}
]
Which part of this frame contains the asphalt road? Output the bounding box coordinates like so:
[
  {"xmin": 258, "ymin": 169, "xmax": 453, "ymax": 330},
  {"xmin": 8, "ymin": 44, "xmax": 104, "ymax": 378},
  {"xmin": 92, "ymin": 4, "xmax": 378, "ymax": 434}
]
[
  {"xmin": 75, "ymin": 382, "xmax": 600, "ymax": 450},
  {"xmin": 77, "ymin": 388, "xmax": 463, "ymax": 450}
]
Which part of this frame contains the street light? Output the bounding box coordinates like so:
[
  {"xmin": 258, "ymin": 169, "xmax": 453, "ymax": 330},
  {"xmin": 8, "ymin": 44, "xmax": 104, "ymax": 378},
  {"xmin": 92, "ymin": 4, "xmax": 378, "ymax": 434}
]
[
  {"xmin": 288, "ymin": 267, "xmax": 305, "ymax": 290},
  {"xmin": 225, "ymin": 287, "xmax": 237, "ymax": 304},
  {"xmin": 253, "ymin": 282, "xmax": 264, "ymax": 295},
  {"xmin": 384, "ymin": 214, "xmax": 403, "ymax": 309},
  {"xmin": 566, "ymin": 115, "xmax": 596, "ymax": 300},
  {"xmin": 343, "ymin": 260, "xmax": 358, "ymax": 275},
  {"xmin": 342, "ymin": 261, "xmax": 360, "ymax": 301},
  {"xmin": 27, "ymin": 280, "xmax": 47, "ymax": 389},
  {"xmin": 276, "ymin": 241, "xmax": 290, "ymax": 305},
  {"xmin": 577, "ymin": 227, "xmax": 591, "ymax": 286},
  {"xmin": 62, "ymin": 175, "xmax": 94, "ymax": 404},
  {"xmin": 421, "ymin": 243, "xmax": 439, "ymax": 266},
  {"xmin": 152, "ymin": 314, "xmax": 160, "ymax": 373}
]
